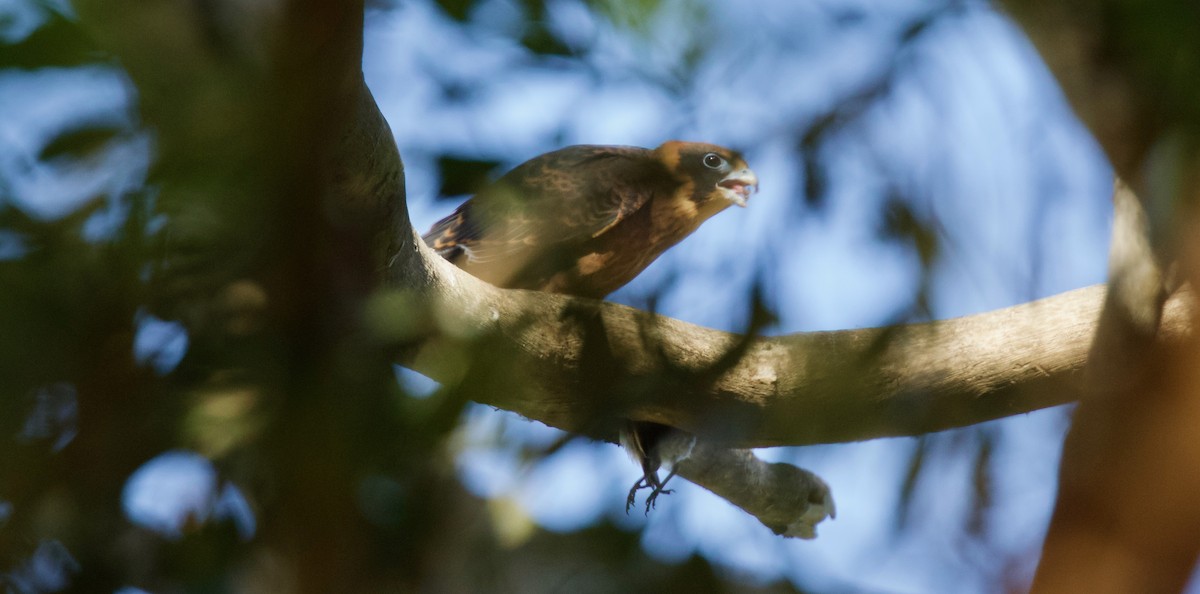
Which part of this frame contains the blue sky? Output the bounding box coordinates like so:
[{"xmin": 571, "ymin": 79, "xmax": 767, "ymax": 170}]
[{"xmin": 0, "ymin": 0, "xmax": 1127, "ymax": 591}]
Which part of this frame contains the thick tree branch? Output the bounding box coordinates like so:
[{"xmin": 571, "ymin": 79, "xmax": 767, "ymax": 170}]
[
  {"xmin": 1032, "ymin": 181, "xmax": 1196, "ymax": 592},
  {"xmin": 997, "ymin": 3, "xmax": 1200, "ymax": 588},
  {"xmin": 397, "ymin": 254, "xmax": 1194, "ymax": 447}
]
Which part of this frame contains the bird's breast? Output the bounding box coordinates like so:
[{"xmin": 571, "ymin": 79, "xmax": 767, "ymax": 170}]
[{"xmin": 536, "ymin": 192, "xmax": 730, "ymax": 298}]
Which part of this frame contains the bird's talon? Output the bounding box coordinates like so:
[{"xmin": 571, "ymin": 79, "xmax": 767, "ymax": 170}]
[
  {"xmin": 625, "ymin": 478, "xmax": 650, "ymax": 514},
  {"xmin": 642, "ymin": 487, "xmax": 674, "ymax": 515}
]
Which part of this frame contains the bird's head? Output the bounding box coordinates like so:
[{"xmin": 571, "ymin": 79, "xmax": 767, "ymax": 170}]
[{"xmin": 655, "ymin": 141, "xmax": 758, "ymax": 207}]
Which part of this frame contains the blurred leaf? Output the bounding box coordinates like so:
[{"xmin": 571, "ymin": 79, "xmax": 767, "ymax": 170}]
[
  {"xmin": 880, "ymin": 197, "xmax": 937, "ymax": 267},
  {"xmin": 185, "ymin": 385, "xmax": 265, "ymax": 459},
  {"xmin": 590, "ymin": 0, "xmax": 666, "ymax": 34},
  {"xmin": 967, "ymin": 430, "xmax": 995, "ymax": 537},
  {"xmin": 800, "ymin": 147, "xmax": 827, "ymax": 208},
  {"xmin": 0, "ymin": 195, "xmax": 106, "ymax": 238},
  {"xmin": 0, "ymin": 13, "xmax": 100, "ymax": 69},
  {"xmin": 829, "ymin": 7, "xmax": 866, "ymax": 27},
  {"xmin": 898, "ymin": 13, "xmax": 935, "ymax": 44},
  {"xmin": 895, "ymin": 436, "xmax": 927, "ymax": 534},
  {"xmin": 437, "ymin": 78, "xmax": 474, "ymax": 103},
  {"xmin": 510, "ymin": 1, "xmax": 575, "ymax": 56},
  {"xmin": 1111, "ymin": 0, "xmax": 1200, "ymax": 135},
  {"xmin": 520, "ymin": 24, "xmax": 573, "ymax": 56},
  {"xmin": 17, "ymin": 382, "xmax": 79, "ymax": 452},
  {"xmin": 437, "ymin": 156, "xmax": 502, "ymax": 197},
  {"xmin": 436, "ymin": 0, "xmax": 478, "ymax": 22},
  {"xmin": 798, "ymin": 80, "xmax": 892, "ymax": 210},
  {"xmin": 37, "ymin": 122, "xmax": 124, "ymax": 163},
  {"xmin": 518, "ymin": 0, "xmax": 548, "ymax": 20},
  {"xmin": 798, "ymin": 112, "xmax": 837, "ymax": 209}
]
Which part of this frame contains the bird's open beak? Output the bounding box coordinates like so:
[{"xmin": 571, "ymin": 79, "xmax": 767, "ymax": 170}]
[{"xmin": 717, "ymin": 169, "xmax": 758, "ymax": 207}]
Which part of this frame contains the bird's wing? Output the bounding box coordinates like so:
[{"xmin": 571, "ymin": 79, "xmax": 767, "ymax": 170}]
[
  {"xmin": 538, "ymin": 146, "xmax": 661, "ymax": 240},
  {"xmin": 422, "ymin": 145, "xmax": 662, "ymax": 266},
  {"xmin": 422, "ymin": 203, "xmax": 478, "ymax": 261}
]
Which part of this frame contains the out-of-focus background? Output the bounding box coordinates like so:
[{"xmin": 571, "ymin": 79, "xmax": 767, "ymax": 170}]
[{"xmin": 0, "ymin": 0, "xmax": 1141, "ymax": 592}]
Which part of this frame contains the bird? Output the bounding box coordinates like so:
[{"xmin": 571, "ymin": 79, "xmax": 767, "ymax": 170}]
[{"xmin": 422, "ymin": 140, "xmax": 757, "ymax": 512}]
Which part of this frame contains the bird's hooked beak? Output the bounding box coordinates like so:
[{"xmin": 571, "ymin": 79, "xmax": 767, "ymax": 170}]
[{"xmin": 717, "ymin": 168, "xmax": 758, "ymax": 207}]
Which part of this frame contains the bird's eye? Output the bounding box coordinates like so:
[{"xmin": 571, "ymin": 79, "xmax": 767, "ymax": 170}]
[{"xmin": 702, "ymin": 153, "xmax": 725, "ymax": 169}]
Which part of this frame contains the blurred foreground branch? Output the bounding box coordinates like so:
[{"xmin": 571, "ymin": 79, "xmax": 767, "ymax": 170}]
[
  {"xmin": 1031, "ymin": 182, "xmax": 1196, "ymax": 593},
  {"xmin": 996, "ymin": 3, "xmax": 1200, "ymax": 589}
]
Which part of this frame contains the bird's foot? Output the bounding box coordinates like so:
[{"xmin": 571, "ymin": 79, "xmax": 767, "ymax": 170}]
[
  {"xmin": 642, "ymin": 485, "xmax": 675, "ymax": 514},
  {"xmin": 625, "ymin": 478, "xmax": 650, "ymax": 514},
  {"xmin": 625, "ymin": 467, "xmax": 679, "ymax": 515}
]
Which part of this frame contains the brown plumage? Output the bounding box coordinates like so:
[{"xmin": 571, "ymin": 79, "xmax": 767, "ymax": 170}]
[
  {"xmin": 424, "ymin": 141, "xmax": 757, "ymax": 300},
  {"xmin": 423, "ymin": 140, "xmax": 758, "ymax": 512}
]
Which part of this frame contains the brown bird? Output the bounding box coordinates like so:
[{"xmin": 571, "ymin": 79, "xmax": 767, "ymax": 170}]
[{"xmin": 423, "ymin": 140, "xmax": 758, "ymax": 511}]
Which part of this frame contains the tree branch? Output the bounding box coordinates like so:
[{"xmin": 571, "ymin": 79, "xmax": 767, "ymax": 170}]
[
  {"xmin": 997, "ymin": 3, "xmax": 1200, "ymax": 586},
  {"xmin": 386, "ymin": 196, "xmax": 1194, "ymax": 538},
  {"xmin": 677, "ymin": 443, "xmax": 835, "ymax": 539},
  {"xmin": 397, "ymin": 254, "xmax": 1194, "ymax": 447}
]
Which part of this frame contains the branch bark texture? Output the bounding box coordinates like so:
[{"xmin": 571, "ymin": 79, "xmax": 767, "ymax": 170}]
[{"xmin": 401, "ymin": 259, "xmax": 1194, "ymax": 447}]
